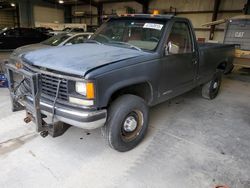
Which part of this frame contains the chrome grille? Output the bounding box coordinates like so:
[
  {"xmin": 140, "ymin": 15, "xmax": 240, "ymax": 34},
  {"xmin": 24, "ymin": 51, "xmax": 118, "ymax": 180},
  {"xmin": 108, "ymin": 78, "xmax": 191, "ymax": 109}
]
[
  {"xmin": 41, "ymin": 73, "xmax": 68, "ymax": 101},
  {"xmin": 22, "ymin": 65, "xmax": 69, "ymax": 101}
]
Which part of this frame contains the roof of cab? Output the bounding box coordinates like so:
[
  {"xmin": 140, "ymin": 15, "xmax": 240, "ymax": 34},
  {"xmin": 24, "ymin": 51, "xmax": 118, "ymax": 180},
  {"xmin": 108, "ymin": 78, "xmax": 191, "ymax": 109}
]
[{"xmin": 103, "ymin": 14, "xmax": 175, "ymax": 20}]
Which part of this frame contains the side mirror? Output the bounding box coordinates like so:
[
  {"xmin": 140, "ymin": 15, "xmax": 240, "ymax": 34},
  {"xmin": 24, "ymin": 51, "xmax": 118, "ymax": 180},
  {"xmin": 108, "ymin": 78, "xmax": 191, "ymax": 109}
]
[{"xmin": 165, "ymin": 41, "xmax": 179, "ymax": 55}]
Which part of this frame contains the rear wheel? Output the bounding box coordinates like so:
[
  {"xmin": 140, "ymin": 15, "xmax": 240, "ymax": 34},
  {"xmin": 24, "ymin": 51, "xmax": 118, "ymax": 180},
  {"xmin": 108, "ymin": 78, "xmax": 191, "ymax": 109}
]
[
  {"xmin": 201, "ymin": 71, "xmax": 222, "ymax": 99},
  {"xmin": 102, "ymin": 95, "xmax": 149, "ymax": 152}
]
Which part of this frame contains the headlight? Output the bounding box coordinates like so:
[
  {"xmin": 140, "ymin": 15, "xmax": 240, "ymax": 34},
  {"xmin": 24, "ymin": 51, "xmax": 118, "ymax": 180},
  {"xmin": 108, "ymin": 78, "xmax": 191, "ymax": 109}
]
[
  {"xmin": 75, "ymin": 81, "xmax": 95, "ymax": 99},
  {"xmin": 75, "ymin": 82, "xmax": 87, "ymax": 96}
]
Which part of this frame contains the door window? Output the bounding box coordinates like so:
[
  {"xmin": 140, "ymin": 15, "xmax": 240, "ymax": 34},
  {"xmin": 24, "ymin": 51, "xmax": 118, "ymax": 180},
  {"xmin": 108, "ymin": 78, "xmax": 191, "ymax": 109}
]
[{"xmin": 167, "ymin": 22, "xmax": 193, "ymax": 54}]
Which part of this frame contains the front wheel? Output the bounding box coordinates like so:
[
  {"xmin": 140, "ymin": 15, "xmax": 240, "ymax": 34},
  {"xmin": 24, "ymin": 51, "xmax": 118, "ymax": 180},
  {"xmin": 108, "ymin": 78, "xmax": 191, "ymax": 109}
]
[
  {"xmin": 201, "ymin": 71, "xmax": 222, "ymax": 100},
  {"xmin": 102, "ymin": 95, "xmax": 149, "ymax": 152}
]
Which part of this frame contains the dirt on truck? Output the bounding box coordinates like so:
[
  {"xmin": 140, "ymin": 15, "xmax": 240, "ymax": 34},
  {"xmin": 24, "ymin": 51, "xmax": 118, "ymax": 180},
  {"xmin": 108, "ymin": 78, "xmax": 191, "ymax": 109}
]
[{"xmin": 6, "ymin": 14, "xmax": 235, "ymax": 152}]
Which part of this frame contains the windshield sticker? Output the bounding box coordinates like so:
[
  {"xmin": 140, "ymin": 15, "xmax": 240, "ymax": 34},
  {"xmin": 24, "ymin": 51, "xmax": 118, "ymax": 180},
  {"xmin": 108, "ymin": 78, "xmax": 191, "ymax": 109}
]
[{"xmin": 143, "ymin": 23, "xmax": 163, "ymax": 30}]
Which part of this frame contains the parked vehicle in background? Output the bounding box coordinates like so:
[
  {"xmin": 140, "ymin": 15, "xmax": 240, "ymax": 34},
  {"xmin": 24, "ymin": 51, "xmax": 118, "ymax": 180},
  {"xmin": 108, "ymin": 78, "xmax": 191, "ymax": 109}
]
[
  {"xmin": 49, "ymin": 28, "xmax": 86, "ymax": 36},
  {"xmin": 62, "ymin": 27, "xmax": 85, "ymax": 33},
  {"xmin": 0, "ymin": 73, "xmax": 8, "ymax": 88},
  {"xmin": 35, "ymin": 27, "xmax": 54, "ymax": 36},
  {"xmin": 0, "ymin": 28, "xmax": 49, "ymax": 51},
  {"xmin": 10, "ymin": 32, "xmax": 93, "ymax": 58},
  {"xmin": 87, "ymin": 25, "xmax": 99, "ymax": 32},
  {"xmin": 6, "ymin": 14, "xmax": 234, "ymax": 152}
]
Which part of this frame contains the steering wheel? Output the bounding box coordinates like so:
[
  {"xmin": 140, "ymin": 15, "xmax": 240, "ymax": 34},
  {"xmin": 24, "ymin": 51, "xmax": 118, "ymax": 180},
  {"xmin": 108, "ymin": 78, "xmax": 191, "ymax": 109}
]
[{"xmin": 149, "ymin": 37, "xmax": 159, "ymax": 42}]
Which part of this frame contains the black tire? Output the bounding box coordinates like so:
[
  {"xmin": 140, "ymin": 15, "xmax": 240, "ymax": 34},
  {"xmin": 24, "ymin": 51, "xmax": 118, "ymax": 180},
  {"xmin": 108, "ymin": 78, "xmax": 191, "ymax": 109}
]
[
  {"xmin": 202, "ymin": 71, "xmax": 222, "ymax": 100},
  {"xmin": 102, "ymin": 94, "xmax": 149, "ymax": 152}
]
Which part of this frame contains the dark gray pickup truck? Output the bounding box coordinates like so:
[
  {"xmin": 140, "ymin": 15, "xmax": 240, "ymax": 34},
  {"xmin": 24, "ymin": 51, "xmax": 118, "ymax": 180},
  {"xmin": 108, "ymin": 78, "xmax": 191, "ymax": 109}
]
[{"xmin": 6, "ymin": 14, "xmax": 234, "ymax": 152}]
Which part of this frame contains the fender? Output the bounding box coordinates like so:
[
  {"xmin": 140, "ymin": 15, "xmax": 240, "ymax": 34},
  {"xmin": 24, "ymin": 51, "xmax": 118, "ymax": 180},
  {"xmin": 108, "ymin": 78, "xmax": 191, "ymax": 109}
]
[{"xmin": 100, "ymin": 76, "xmax": 154, "ymax": 107}]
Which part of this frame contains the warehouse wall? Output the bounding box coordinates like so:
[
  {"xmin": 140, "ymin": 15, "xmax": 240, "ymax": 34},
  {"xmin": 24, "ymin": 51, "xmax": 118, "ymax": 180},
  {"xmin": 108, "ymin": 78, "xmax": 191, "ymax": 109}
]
[
  {"xmin": 71, "ymin": 0, "xmax": 246, "ymax": 42},
  {"xmin": 72, "ymin": 5, "xmax": 98, "ymax": 25},
  {"xmin": 16, "ymin": 0, "xmax": 64, "ymax": 27},
  {"xmin": 149, "ymin": 0, "xmax": 246, "ymax": 42},
  {"xmin": 0, "ymin": 10, "xmax": 15, "ymax": 28},
  {"xmin": 71, "ymin": 2, "xmax": 142, "ymax": 25},
  {"xmin": 103, "ymin": 2, "xmax": 142, "ymax": 14},
  {"xmin": 33, "ymin": 6, "xmax": 64, "ymax": 23}
]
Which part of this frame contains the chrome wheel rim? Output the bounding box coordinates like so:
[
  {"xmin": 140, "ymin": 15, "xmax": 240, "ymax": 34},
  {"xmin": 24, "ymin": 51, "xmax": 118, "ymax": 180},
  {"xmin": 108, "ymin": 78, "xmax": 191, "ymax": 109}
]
[
  {"xmin": 213, "ymin": 81, "xmax": 218, "ymax": 89},
  {"xmin": 121, "ymin": 110, "xmax": 144, "ymax": 142},
  {"xmin": 123, "ymin": 116, "xmax": 138, "ymax": 132}
]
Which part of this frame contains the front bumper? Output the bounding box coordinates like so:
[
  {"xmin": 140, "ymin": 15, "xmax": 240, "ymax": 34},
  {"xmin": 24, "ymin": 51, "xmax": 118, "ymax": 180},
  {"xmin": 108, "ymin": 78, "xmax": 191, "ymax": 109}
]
[
  {"xmin": 6, "ymin": 63, "xmax": 107, "ymax": 134},
  {"xmin": 26, "ymin": 96, "xmax": 107, "ymax": 130}
]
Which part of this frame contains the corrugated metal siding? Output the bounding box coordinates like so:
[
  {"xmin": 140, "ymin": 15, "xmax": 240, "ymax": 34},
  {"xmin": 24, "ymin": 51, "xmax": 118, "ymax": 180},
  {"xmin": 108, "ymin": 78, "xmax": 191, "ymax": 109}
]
[
  {"xmin": 0, "ymin": 10, "xmax": 15, "ymax": 28},
  {"xmin": 224, "ymin": 20, "xmax": 250, "ymax": 50},
  {"xmin": 33, "ymin": 6, "xmax": 64, "ymax": 23}
]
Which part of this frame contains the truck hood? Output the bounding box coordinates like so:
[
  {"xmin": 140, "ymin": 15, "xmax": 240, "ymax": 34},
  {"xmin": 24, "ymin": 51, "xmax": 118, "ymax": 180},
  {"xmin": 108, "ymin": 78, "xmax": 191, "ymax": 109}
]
[
  {"xmin": 12, "ymin": 43, "xmax": 51, "ymax": 57},
  {"xmin": 23, "ymin": 43, "xmax": 148, "ymax": 77}
]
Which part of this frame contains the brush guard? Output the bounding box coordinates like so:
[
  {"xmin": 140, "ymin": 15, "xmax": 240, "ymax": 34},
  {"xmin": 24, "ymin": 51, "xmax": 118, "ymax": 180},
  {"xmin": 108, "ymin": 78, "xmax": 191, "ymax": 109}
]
[{"xmin": 6, "ymin": 63, "xmax": 70, "ymax": 137}]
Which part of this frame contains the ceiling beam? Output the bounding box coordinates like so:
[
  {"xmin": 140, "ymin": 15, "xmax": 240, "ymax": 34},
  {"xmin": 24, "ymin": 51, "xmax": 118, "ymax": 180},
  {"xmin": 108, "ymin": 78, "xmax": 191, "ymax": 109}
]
[
  {"xmin": 100, "ymin": 0, "xmax": 147, "ymax": 4},
  {"xmin": 78, "ymin": 0, "xmax": 99, "ymax": 7},
  {"xmin": 209, "ymin": 0, "xmax": 221, "ymax": 40}
]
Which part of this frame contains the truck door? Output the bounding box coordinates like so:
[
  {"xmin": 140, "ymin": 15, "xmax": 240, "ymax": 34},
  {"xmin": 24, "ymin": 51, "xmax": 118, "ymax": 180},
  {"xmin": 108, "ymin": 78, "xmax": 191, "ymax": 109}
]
[{"xmin": 159, "ymin": 21, "xmax": 197, "ymax": 99}]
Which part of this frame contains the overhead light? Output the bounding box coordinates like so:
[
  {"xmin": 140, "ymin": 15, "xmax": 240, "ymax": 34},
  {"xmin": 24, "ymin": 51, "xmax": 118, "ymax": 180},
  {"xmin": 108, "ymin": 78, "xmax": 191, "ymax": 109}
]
[
  {"xmin": 58, "ymin": 0, "xmax": 64, "ymax": 4},
  {"xmin": 11, "ymin": 3, "xmax": 15, "ymax": 7}
]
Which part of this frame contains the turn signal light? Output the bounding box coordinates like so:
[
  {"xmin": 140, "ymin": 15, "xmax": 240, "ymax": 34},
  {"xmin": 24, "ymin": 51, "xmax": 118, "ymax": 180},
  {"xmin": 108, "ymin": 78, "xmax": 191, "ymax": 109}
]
[{"xmin": 86, "ymin": 82, "xmax": 95, "ymax": 99}]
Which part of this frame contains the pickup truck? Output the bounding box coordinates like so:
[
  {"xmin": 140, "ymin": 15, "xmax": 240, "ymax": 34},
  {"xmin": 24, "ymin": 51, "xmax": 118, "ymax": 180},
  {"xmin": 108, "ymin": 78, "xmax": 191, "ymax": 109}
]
[{"xmin": 6, "ymin": 14, "xmax": 235, "ymax": 152}]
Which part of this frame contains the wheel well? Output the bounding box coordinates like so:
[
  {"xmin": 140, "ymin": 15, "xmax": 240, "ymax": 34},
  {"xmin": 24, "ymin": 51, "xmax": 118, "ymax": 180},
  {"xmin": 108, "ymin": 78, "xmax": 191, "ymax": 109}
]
[
  {"xmin": 109, "ymin": 82, "xmax": 152, "ymax": 106},
  {"xmin": 217, "ymin": 61, "xmax": 227, "ymax": 71}
]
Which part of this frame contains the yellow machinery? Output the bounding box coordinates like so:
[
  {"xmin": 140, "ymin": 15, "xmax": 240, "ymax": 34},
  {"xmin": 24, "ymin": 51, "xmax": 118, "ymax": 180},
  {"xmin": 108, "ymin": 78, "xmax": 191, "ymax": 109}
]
[{"xmin": 203, "ymin": 15, "xmax": 250, "ymax": 68}]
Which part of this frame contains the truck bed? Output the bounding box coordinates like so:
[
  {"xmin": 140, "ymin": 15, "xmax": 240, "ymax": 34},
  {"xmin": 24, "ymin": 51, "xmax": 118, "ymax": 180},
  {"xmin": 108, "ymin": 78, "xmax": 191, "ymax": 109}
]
[
  {"xmin": 198, "ymin": 42, "xmax": 235, "ymax": 49},
  {"xmin": 197, "ymin": 42, "xmax": 235, "ymax": 81}
]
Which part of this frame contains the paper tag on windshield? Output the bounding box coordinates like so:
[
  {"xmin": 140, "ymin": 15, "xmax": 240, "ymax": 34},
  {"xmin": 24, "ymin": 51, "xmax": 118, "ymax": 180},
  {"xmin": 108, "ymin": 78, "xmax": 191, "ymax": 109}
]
[{"xmin": 143, "ymin": 23, "xmax": 163, "ymax": 30}]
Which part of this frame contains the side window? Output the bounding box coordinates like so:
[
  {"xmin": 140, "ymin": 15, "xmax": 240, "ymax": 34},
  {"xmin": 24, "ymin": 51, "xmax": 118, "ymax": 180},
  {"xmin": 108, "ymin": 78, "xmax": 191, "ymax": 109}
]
[
  {"xmin": 65, "ymin": 35, "xmax": 88, "ymax": 45},
  {"xmin": 167, "ymin": 22, "xmax": 193, "ymax": 54}
]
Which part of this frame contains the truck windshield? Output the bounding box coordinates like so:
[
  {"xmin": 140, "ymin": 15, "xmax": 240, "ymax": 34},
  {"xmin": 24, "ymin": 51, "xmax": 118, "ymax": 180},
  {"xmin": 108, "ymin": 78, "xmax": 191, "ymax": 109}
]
[{"xmin": 90, "ymin": 18, "xmax": 166, "ymax": 51}]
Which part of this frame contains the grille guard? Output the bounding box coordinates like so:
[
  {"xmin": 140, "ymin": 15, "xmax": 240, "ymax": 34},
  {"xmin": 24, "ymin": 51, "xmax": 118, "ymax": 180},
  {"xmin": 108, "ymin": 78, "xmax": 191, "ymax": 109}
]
[{"xmin": 6, "ymin": 63, "xmax": 70, "ymax": 137}]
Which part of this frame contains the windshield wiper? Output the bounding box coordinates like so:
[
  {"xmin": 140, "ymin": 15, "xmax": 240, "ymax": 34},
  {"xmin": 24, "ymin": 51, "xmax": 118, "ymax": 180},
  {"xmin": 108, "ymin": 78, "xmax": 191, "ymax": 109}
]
[
  {"xmin": 85, "ymin": 39, "xmax": 102, "ymax": 45},
  {"xmin": 109, "ymin": 41, "xmax": 142, "ymax": 51}
]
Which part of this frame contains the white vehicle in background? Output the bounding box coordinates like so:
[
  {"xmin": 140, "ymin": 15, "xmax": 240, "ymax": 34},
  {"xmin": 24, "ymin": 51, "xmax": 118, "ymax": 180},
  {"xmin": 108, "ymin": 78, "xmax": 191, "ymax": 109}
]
[
  {"xmin": 49, "ymin": 28, "xmax": 86, "ymax": 36},
  {"xmin": 10, "ymin": 32, "xmax": 93, "ymax": 58}
]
